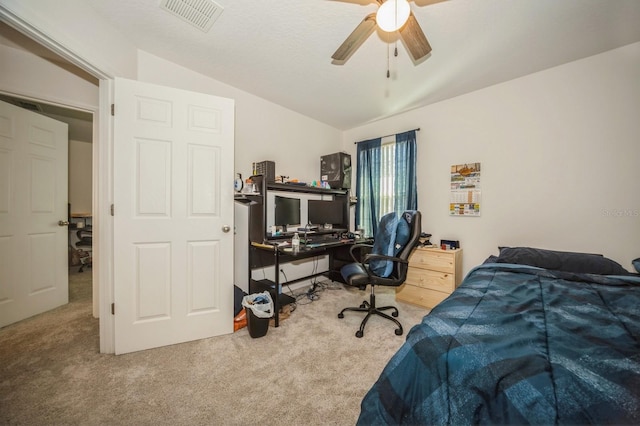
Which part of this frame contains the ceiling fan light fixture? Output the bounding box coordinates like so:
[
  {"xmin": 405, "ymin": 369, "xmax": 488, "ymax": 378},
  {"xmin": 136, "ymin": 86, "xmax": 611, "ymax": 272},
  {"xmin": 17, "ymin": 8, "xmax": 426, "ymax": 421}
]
[{"xmin": 376, "ymin": 0, "xmax": 411, "ymax": 32}]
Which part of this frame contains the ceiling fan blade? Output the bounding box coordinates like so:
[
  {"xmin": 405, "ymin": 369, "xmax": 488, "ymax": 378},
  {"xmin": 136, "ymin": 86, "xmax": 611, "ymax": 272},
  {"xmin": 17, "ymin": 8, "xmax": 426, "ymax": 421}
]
[
  {"xmin": 332, "ymin": 13, "xmax": 377, "ymax": 62},
  {"xmin": 412, "ymin": 0, "xmax": 448, "ymax": 6},
  {"xmin": 399, "ymin": 12, "xmax": 432, "ymax": 61}
]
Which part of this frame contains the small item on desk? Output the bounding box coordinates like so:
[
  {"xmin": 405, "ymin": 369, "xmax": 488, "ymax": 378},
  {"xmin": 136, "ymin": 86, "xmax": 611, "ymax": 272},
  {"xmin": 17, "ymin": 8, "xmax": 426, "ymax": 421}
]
[
  {"xmin": 419, "ymin": 232, "xmax": 433, "ymax": 247},
  {"xmin": 255, "ymin": 242, "xmax": 269, "ymax": 250},
  {"xmin": 242, "ymin": 178, "xmax": 256, "ymax": 194},
  {"xmin": 291, "ymin": 233, "xmax": 300, "ymax": 252}
]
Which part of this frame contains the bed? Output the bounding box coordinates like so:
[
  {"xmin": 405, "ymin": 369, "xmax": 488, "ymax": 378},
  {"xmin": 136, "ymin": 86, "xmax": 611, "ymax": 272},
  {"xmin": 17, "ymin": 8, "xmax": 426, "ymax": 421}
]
[{"xmin": 358, "ymin": 247, "xmax": 640, "ymax": 425}]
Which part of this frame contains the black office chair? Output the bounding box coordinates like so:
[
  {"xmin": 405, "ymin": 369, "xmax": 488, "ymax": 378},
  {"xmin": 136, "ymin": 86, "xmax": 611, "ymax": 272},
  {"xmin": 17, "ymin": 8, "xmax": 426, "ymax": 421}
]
[
  {"xmin": 338, "ymin": 210, "xmax": 421, "ymax": 338},
  {"xmin": 75, "ymin": 227, "xmax": 92, "ymax": 273}
]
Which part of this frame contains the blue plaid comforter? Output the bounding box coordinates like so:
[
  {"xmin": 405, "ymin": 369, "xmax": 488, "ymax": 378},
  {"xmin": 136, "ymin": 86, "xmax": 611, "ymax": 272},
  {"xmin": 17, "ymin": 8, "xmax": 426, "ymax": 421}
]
[{"xmin": 358, "ymin": 263, "xmax": 640, "ymax": 425}]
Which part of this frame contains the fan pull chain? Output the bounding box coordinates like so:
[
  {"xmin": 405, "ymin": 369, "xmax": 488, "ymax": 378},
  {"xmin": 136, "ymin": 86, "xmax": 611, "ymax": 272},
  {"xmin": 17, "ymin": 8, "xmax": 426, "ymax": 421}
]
[
  {"xmin": 386, "ymin": 37, "xmax": 398, "ymax": 78},
  {"xmin": 391, "ymin": 4, "xmax": 397, "ymax": 75},
  {"xmin": 387, "ymin": 37, "xmax": 390, "ymax": 78}
]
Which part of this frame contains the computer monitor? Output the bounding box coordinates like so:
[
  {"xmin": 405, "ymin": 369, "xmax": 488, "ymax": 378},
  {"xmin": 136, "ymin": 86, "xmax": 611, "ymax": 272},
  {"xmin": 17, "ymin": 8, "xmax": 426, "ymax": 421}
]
[
  {"xmin": 274, "ymin": 195, "xmax": 301, "ymax": 231},
  {"xmin": 308, "ymin": 199, "xmax": 343, "ymax": 227}
]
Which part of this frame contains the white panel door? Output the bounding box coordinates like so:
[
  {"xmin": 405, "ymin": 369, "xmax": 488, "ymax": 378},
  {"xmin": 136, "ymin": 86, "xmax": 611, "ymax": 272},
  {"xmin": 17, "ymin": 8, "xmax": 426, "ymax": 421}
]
[
  {"xmin": 113, "ymin": 78, "xmax": 235, "ymax": 354},
  {"xmin": 0, "ymin": 100, "xmax": 69, "ymax": 328}
]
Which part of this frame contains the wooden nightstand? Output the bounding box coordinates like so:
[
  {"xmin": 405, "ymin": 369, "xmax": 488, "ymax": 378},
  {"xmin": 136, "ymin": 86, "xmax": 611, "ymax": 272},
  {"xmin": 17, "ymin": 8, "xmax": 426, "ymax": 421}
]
[{"xmin": 396, "ymin": 247, "xmax": 463, "ymax": 309}]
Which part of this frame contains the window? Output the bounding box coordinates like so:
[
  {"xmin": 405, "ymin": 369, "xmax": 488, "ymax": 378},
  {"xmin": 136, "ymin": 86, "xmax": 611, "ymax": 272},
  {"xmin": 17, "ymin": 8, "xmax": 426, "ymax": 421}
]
[{"xmin": 355, "ymin": 130, "xmax": 418, "ymax": 238}]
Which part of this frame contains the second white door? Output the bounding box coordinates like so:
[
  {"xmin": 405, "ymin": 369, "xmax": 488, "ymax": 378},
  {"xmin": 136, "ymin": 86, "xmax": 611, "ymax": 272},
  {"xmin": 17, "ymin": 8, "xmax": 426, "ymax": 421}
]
[{"xmin": 0, "ymin": 100, "xmax": 69, "ymax": 328}]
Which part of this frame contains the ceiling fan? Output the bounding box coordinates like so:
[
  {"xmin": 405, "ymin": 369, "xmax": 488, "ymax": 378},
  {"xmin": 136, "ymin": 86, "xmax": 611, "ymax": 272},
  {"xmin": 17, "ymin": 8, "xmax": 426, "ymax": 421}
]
[{"xmin": 332, "ymin": 0, "xmax": 446, "ymax": 63}]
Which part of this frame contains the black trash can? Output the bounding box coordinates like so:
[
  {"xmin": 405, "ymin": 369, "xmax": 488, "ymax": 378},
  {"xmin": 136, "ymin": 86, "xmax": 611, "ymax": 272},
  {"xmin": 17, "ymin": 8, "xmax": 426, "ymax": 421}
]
[
  {"xmin": 242, "ymin": 291, "xmax": 273, "ymax": 338},
  {"xmin": 246, "ymin": 308, "xmax": 270, "ymax": 338}
]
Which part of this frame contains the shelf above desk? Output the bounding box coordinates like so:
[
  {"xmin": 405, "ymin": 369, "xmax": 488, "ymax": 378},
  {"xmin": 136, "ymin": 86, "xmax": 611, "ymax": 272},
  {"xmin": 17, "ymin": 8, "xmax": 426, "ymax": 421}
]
[{"xmin": 266, "ymin": 182, "xmax": 347, "ymax": 196}]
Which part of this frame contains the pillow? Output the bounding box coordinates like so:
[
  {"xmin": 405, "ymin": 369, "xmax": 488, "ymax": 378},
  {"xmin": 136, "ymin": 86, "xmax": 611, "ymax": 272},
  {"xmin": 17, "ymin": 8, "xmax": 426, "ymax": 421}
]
[
  {"xmin": 633, "ymin": 258, "xmax": 640, "ymax": 273},
  {"xmin": 495, "ymin": 246, "xmax": 630, "ymax": 275},
  {"xmin": 369, "ymin": 213, "xmax": 398, "ymax": 277},
  {"xmin": 394, "ymin": 213, "xmax": 411, "ymax": 256}
]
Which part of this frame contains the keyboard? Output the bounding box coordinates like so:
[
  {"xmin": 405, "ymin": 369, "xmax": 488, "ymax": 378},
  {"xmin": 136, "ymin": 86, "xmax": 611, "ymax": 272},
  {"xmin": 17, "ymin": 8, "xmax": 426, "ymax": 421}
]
[{"xmin": 304, "ymin": 236, "xmax": 352, "ymax": 249}]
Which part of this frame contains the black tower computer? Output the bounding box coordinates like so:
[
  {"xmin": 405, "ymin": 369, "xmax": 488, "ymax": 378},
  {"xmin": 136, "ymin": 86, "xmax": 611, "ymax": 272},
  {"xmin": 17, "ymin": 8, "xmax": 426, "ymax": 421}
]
[{"xmin": 320, "ymin": 152, "xmax": 351, "ymax": 189}]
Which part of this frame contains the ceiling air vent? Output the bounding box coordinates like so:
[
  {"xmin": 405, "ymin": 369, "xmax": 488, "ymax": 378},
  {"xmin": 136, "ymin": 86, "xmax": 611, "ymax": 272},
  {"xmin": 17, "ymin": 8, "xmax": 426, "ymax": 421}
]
[{"xmin": 160, "ymin": 0, "xmax": 224, "ymax": 33}]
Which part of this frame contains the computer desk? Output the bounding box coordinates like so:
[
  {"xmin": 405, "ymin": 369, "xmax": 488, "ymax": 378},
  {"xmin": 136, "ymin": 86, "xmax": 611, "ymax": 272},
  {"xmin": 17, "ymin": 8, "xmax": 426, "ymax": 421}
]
[{"xmin": 250, "ymin": 238, "xmax": 372, "ymax": 327}]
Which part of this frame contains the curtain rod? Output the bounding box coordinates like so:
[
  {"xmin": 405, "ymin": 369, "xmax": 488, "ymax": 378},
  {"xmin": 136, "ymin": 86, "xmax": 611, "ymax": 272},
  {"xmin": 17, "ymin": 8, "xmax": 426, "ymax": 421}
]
[{"xmin": 353, "ymin": 127, "xmax": 420, "ymax": 144}]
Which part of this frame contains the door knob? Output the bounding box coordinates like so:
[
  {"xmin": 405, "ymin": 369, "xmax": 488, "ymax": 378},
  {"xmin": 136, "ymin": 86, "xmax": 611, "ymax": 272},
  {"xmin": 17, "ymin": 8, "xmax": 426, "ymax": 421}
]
[
  {"xmin": 222, "ymin": 225, "xmax": 231, "ymax": 233},
  {"xmin": 58, "ymin": 220, "xmax": 69, "ymax": 226}
]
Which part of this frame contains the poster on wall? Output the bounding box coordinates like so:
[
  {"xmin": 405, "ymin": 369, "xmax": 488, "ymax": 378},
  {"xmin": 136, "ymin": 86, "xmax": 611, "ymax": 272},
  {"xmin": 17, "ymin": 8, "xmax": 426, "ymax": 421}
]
[{"xmin": 450, "ymin": 163, "xmax": 481, "ymax": 216}]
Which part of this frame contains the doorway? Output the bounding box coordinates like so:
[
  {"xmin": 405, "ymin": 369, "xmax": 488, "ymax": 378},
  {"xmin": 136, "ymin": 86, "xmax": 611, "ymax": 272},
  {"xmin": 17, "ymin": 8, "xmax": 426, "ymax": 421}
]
[
  {"xmin": 0, "ymin": 21, "xmax": 100, "ymax": 321},
  {"xmin": 0, "ymin": 93, "xmax": 96, "ymax": 316}
]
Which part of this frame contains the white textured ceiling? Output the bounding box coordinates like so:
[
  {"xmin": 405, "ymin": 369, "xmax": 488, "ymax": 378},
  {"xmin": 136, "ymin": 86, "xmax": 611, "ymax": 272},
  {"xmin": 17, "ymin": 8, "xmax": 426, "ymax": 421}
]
[{"xmin": 14, "ymin": 0, "xmax": 640, "ymax": 131}]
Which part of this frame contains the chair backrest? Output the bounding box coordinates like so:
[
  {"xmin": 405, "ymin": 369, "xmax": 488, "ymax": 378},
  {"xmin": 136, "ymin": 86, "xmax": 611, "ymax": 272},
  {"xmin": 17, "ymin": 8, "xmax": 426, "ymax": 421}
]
[
  {"xmin": 76, "ymin": 229, "xmax": 92, "ymax": 246},
  {"xmin": 369, "ymin": 210, "xmax": 421, "ymax": 279},
  {"xmin": 369, "ymin": 212, "xmax": 400, "ymax": 277},
  {"xmin": 393, "ymin": 210, "xmax": 421, "ymax": 279}
]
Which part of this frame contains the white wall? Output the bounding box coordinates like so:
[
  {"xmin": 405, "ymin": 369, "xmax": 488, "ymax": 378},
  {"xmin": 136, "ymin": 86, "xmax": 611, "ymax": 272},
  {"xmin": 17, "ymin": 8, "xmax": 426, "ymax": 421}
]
[
  {"xmin": 68, "ymin": 139, "xmax": 92, "ymax": 215},
  {"xmin": 0, "ymin": 0, "xmax": 137, "ymax": 78},
  {"xmin": 344, "ymin": 42, "xmax": 640, "ymax": 276},
  {"xmin": 0, "ymin": 43, "xmax": 99, "ymax": 111},
  {"xmin": 136, "ymin": 51, "xmax": 344, "ymax": 184}
]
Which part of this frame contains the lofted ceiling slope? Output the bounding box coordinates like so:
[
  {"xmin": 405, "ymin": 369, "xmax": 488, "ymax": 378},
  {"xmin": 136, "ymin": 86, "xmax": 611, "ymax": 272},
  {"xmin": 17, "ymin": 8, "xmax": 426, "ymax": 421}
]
[
  {"xmin": 4, "ymin": 0, "xmax": 640, "ymax": 131},
  {"xmin": 83, "ymin": 0, "xmax": 640, "ymax": 130}
]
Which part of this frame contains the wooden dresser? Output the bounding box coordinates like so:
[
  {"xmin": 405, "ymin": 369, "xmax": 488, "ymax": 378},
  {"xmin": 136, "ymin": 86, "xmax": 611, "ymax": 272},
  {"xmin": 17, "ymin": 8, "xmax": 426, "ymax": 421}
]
[{"xmin": 396, "ymin": 247, "xmax": 463, "ymax": 309}]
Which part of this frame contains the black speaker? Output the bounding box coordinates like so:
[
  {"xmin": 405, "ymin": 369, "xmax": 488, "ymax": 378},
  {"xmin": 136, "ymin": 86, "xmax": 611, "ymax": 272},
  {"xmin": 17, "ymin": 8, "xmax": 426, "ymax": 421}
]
[{"xmin": 320, "ymin": 152, "xmax": 351, "ymax": 189}]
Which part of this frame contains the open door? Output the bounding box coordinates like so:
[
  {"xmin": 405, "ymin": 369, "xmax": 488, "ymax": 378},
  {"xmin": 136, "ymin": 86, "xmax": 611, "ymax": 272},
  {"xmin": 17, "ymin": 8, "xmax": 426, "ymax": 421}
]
[
  {"xmin": 113, "ymin": 78, "xmax": 235, "ymax": 354},
  {"xmin": 0, "ymin": 100, "xmax": 69, "ymax": 327}
]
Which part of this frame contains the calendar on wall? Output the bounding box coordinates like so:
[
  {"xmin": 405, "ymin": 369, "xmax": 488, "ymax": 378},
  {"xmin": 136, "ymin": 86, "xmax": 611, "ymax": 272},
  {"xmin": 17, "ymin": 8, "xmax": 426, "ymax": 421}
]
[{"xmin": 450, "ymin": 163, "xmax": 481, "ymax": 216}]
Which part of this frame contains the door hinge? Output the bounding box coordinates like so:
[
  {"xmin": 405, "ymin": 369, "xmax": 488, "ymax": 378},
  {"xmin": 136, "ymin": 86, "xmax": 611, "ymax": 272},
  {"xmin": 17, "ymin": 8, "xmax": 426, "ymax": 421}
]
[
  {"xmin": 111, "ymin": 303, "xmax": 115, "ymax": 315},
  {"xmin": 111, "ymin": 104, "xmax": 115, "ymax": 116},
  {"xmin": 110, "ymin": 204, "xmax": 114, "ymax": 216}
]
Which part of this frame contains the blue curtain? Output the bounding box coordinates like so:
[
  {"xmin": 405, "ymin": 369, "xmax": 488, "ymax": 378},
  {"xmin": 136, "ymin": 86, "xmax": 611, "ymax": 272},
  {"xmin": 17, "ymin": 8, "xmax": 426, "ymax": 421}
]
[
  {"xmin": 355, "ymin": 137, "xmax": 382, "ymax": 237},
  {"xmin": 394, "ymin": 130, "xmax": 418, "ymax": 212},
  {"xmin": 355, "ymin": 130, "xmax": 418, "ymax": 238}
]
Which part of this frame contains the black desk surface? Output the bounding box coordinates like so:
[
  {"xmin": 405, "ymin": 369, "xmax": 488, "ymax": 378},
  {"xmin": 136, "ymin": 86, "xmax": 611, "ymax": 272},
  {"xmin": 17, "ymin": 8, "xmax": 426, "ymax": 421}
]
[{"xmin": 252, "ymin": 237, "xmax": 372, "ymax": 253}]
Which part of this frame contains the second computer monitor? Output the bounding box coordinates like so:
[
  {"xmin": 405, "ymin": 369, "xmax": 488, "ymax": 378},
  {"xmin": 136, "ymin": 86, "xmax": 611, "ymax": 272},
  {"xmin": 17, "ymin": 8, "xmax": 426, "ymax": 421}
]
[{"xmin": 308, "ymin": 199, "xmax": 343, "ymax": 227}]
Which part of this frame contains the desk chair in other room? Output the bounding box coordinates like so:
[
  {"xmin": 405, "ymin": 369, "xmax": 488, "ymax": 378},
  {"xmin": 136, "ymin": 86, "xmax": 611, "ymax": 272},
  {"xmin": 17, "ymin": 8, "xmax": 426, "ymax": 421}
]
[
  {"xmin": 338, "ymin": 210, "xmax": 421, "ymax": 337},
  {"xmin": 75, "ymin": 227, "xmax": 92, "ymax": 272}
]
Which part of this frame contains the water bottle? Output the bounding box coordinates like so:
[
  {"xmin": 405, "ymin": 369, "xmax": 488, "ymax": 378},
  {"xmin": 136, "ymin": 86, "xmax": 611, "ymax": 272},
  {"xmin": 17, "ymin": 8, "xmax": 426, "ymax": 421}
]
[{"xmin": 291, "ymin": 233, "xmax": 300, "ymax": 251}]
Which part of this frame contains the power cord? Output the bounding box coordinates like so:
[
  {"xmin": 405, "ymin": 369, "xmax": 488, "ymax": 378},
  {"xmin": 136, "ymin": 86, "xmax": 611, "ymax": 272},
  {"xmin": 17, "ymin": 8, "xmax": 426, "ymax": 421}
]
[
  {"xmin": 279, "ymin": 256, "xmax": 345, "ymax": 306},
  {"xmin": 278, "ymin": 269, "xmax": 298, "ymax": 313}
]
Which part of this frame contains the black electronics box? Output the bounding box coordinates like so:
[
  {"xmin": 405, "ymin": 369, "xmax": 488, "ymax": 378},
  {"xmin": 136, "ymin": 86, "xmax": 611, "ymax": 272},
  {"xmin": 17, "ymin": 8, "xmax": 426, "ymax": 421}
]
[
  {"xmin": 440, "ymin": 239, "xmax": 460, "ymax": 250},
  {"xmin": 255, "ymin": 161, "xmax": 275, "ymax": 183},
  {"xmin": 320, "ymin": 152, "xmax": 351, "ymax": 189}
]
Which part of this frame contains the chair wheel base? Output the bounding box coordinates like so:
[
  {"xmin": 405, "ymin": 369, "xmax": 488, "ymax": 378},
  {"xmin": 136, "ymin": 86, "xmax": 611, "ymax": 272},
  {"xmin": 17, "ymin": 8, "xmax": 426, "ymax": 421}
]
[{"xmin": 338, "ymin": 291, "xmax": 403, "ymax": 338}]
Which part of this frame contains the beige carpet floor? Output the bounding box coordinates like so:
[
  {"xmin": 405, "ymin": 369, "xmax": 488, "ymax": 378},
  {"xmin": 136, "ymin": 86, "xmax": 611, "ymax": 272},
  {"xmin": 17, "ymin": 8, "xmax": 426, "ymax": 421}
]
[{"xmin": 0, "ymin": 269, "xmax": 429, "ymax": 425}]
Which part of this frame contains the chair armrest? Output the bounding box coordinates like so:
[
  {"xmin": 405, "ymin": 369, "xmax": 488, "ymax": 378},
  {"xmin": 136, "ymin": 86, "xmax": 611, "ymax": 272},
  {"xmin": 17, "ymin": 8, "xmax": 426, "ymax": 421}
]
[
  {"xmin": 359, "ymin": 253, "xmax": 409, "ymax": 279},
  {"xmin": 362, "ymin": 253, "xmax": 409, "ymax": 266},
  {"xmin": 348, "ymin": 243, "xmax": 373, "ymax": 263}
]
